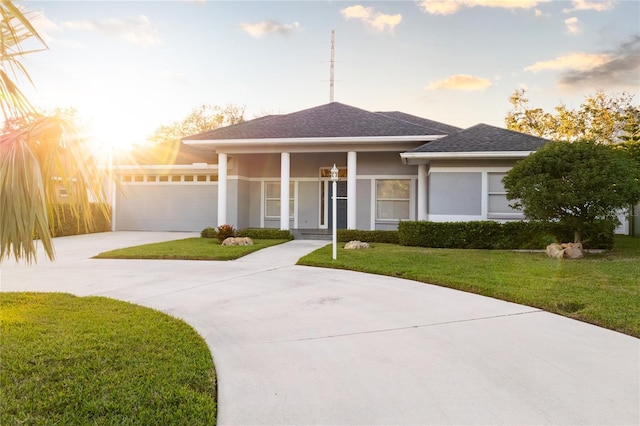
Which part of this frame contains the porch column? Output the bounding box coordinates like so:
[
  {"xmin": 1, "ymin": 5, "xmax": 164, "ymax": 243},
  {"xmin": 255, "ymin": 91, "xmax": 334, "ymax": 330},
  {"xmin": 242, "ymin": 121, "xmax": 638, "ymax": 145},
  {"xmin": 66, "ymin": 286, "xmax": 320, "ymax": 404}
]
[
  {"xmin": 217, "ymin": 153, "xmax": 227, "ymax": 226},
  {"xmin": 417, "ymin": 164, "xmax": 428, "ymax": 221},
  {"xmin": 280, "ymin": 152, "xmax": 290, "ymax": 230},
  {"xmin": 347, "ymin": 151, "xmax": 357, "ymax": 229}
]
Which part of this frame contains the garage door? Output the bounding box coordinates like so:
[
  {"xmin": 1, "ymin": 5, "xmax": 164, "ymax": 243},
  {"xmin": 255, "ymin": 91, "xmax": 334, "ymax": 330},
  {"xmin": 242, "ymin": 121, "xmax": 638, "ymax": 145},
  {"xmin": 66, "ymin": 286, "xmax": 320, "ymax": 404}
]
[{"xmin": 115, "ymin": 183, "xmax": 217, "ymax": 231}]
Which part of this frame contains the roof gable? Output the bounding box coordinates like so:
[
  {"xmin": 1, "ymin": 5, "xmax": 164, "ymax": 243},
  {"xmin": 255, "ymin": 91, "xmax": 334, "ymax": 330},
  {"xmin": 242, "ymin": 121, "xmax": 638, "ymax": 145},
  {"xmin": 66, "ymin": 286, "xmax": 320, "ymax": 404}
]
[
  {"xmin": 184, "ymin": 102, "xmax": 454, "ymax": 141},
  {"xmin": 412, "ymin": 123, "xmax": 549, "ymax": 153}
]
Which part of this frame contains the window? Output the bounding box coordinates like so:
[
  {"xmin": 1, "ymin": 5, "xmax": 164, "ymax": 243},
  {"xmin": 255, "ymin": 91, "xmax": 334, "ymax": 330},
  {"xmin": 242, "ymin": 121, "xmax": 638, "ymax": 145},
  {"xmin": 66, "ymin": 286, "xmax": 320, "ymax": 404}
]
[
  {"xmin": 487, "ymin": 173, "xmax": 518, "ymax": 216},
  {"xmin": 376, "ymin": 179, "xmax": 410, "ymax": 220},
  {"xmin": 265, "ymin": 181, "xmax": 294, "ymax": 218}
]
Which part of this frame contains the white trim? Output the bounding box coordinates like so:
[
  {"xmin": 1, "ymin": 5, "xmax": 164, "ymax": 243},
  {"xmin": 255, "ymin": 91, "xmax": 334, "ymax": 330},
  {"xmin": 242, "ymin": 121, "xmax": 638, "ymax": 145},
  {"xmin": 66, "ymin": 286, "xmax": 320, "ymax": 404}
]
[
  {"xmin": 428, "ymin": 214, "xmax": 485, "ymax": 222},
  {"xmin": 401, "ymin": 151, "xmax": 535, "ymax": 164},
  {"xmin": 218, "ymin": 153, "xmax": 227, "ymax": 226},
  {"xmin": 280, "ymin": 152, "xmax": 290, "ymax": 230},
  {"xmin": 347, "ymin": 151, "xmax": 357, "ymax": 230},
  {"xmin": 370, "ymin": 180, "xmax": 376, "ymax": 231},
  {"xmin": 417, "ymin": 164, "xmax": 428, "ymax": 221},
  {"xmin": 260, "ymin": 181, "xmax": 265, "ymax": 228},
  {"xmin": 320, "ymin": 180, "xmax": 328, "ymax": 229},
  {"xmin": 293, "ymin": 180, "xmax": 299, "ymax": 230},
  {"xmin": 358, "ymin": 174, "xmax": 417, "ymax": 180},
  {"xmin": 429, "ymin": 166, "xmax": 512, "ymax": 173},
  {"xmin": 481, "ymin": 172, "xmax": 488, "ymax": 219}
]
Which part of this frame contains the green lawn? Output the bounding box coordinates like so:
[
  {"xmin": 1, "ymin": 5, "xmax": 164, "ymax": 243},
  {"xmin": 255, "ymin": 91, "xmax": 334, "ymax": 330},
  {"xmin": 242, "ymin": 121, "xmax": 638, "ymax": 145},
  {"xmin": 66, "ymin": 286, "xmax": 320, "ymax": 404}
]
[
  {"xmin": 0, "ymin": 293, "xmax": 216, "ymax": 425},
  {"xmin": 298, "ymin": 236, "xmax": 640, "ymax": 338},
  {"xmin": 94, "ymin": 238, "xmax": 289, "ymax": 260}
]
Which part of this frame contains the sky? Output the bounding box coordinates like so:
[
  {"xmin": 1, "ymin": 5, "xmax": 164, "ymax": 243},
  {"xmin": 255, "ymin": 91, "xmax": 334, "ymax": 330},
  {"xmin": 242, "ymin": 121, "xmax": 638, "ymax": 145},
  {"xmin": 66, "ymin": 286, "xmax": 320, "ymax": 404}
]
[{"xmin": 19, "ymin": 0, "xmax": 640, "ymax": 151}]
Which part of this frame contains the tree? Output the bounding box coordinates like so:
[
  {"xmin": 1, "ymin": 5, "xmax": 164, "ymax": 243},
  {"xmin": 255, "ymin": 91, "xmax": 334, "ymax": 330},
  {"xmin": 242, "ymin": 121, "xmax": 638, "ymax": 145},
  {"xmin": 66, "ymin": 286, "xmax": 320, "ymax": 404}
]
[
  {"xmin": 148, "ymin": 104, "xmax": 245, "ymax": 145},
  {"xmin": 503, "ymin": 141, "xmax": 640, "ymax": 244},
  {"xmin": 0, "ymin": 1, "xmax": 108, "ymax": 263},
  {"xmin": 505, "ymin": 89, "xmax": 640, "ymax": 144}
]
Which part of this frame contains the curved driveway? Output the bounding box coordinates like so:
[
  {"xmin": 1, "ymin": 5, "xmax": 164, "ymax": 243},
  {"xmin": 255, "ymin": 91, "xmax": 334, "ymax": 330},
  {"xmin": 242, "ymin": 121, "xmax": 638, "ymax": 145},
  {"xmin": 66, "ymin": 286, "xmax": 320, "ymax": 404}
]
[{"xmin": 1, "ymin": 232, "xmax": 638, "ymax": 425}]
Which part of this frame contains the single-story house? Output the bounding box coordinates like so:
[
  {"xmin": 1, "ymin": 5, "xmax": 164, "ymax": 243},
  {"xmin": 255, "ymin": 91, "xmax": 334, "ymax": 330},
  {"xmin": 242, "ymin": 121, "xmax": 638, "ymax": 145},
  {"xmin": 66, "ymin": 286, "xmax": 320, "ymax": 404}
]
[{"xmin": 113, "ymin": 102, "xmax": 632, "ymax": 235}]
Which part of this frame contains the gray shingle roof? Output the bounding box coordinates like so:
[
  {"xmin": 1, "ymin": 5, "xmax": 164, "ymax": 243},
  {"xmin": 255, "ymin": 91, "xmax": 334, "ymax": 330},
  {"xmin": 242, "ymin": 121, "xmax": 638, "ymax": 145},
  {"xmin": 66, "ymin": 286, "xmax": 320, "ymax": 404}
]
[
  {"xmin": 184, "ymin": 102, "xmax": 455, "ymax": 140},
  {"xmin": 412, "ymin": 123, "xmax": 549, "ymax": 152},
  {"xmin": 117, "ymin": 141, "xmax": 216, "ymax": 165},
  {"xmin": 376, "ymin": 111, "xmax": 462, "ymax": 134}
]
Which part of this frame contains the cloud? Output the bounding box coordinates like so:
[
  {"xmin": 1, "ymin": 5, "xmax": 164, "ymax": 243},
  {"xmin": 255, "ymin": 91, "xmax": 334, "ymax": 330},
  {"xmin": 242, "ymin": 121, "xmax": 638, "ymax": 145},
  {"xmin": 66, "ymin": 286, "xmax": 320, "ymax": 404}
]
[
  {"xmin": 425, "ymin": 74, "xmax": 493, "ymax": 91},
  {"xmin": 559, "ymin": 35, "xmax": 640, "ymax": 87},
  {"xmin": 417, "ymin": 0, "xmax": 550, "ymax": 15},
  {"xmin": 239, "ymin": 20, "xmax": 300, "ymax": 38},
  {"xmin": 525, "ymin": 53, "xmax": 610, "ymax": 72},
  {"xmin": 341, "ymin": 5, "xmax": 402, "ymax": 33},
  {"xmin": 565, "ymin": 17, "xmax": 581, "ymax": 35},
  {"xmin": 563, "ymin": 0, "xmax": 616, "ymax": 13},
  {"xmin": 524, "ymin": 36, "xmax": 640, "ymax": 88},
  {"xmin": 534, "ymin": 9, "xmax": 547, "ymax": 17},
  {"xmin": 61, "ymin": 15, "xmax": 161, "ymax": 47}
]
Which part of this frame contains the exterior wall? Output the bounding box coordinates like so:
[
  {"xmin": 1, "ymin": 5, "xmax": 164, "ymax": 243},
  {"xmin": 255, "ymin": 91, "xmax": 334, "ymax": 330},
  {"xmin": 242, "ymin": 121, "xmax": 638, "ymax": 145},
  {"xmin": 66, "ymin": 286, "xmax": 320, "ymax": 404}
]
[
  {"xmin": 427, "ymin": 160, "xmax": 524, "ymax": 222},
  {"xmin": 116, "ymin": 184, "xmax": 216, "ymax": 231},
  {"xmin": 356, "ymin": 179, "xmax": 371, "ymax": 230},
  {"xmin": 298, "ymin": 181, "xmax": 319, "ymax": 229},
  {"xmin": 429, "ymin": 172, "xmax": 482, "ymax": 217}
]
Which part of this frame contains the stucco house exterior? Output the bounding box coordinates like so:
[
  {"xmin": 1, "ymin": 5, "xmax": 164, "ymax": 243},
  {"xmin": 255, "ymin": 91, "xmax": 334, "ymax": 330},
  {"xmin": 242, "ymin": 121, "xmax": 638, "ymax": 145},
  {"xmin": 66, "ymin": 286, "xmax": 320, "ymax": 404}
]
[{"xmin": 112, "ymin": 102, "xmax": 550, "ymax": 233}]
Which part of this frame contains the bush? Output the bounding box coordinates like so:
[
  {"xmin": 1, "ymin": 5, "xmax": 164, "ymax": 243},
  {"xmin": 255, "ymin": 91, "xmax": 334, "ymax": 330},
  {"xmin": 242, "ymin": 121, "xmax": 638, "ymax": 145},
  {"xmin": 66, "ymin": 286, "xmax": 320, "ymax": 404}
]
[
  {"xmin": 398, "ymin": 220, "xmax": 613, "ymax": 250},
  {"xmin": 214, "ymin": 224, "xmax": 236, "ymax": 243},
  {"xmin": 201, "ymin": 227, "xmax": 216, "ymax": 238},
  {"xmin": 51, "ymin": 203, "xmax": 111, "ymax": 237},
  {"xmin": 237, "ymin": 228, "xmax": 293, "ymax": 240},
  {"xmin": 337, "ymin": 229, "xmax": 399, "ymax": 244}
]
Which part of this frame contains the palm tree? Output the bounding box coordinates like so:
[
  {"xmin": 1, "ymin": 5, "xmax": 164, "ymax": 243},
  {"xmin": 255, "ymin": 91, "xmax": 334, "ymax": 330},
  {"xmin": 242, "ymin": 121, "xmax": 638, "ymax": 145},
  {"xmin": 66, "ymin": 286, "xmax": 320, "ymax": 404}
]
[{"xmin": 0, "ymin": 1, "xmax": 108, "ymax": 263}]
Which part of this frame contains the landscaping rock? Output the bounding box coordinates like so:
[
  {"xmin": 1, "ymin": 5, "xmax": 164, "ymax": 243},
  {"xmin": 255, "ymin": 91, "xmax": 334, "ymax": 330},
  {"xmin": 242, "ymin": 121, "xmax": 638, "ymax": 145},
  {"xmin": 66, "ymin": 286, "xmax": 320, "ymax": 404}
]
[
  {"xmin": 546, "ymin": 243, "xmax": 565, "ymax": 259},
  {"xmin": 222, "ymin": 237, "xmax": 254, "ymax": 246},
  {"xmin": 562, "ymin": 242, "xmax": 584, "ymax": 259},
  {"xmin": 546, "ymin": 242, "xmax": 584, "ymax": 259},
  {"xmin": 344, "ymin": 240, "xmax": 370, "ymax": 250}
]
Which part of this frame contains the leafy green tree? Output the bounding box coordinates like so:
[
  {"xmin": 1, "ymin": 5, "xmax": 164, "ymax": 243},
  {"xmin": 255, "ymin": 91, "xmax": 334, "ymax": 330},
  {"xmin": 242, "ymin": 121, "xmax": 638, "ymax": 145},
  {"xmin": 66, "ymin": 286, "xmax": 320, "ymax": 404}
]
[
  {"xmin": 506, "ymin": 89, "xmax": 640, "ymax": 144},
  {"xmin": 0, "ymin": 1, "xmax": 108, "ymax": 263},
  {"xmin": 503, "ymin": 141, "xmax": 640, "ymax": 244},
  {"xmin": 148, "ymin": 104, "xmax": 245, "ymax": 144}
]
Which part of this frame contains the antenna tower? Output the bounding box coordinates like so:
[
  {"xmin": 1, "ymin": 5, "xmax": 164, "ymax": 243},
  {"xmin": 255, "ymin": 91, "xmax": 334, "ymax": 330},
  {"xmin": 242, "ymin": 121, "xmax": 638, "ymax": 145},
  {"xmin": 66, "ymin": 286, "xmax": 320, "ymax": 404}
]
[{"xmin": 330, "ymin": 30, "xmax": 335, "ymax": 103}]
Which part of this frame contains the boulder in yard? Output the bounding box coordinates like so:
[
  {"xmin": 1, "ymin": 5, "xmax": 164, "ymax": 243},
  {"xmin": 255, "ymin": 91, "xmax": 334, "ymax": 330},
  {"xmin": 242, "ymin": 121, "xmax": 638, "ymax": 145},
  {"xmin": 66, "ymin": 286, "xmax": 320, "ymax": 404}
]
[
  {"xmin": 546, "ymin": 243, "xmax": 565, "ymax": 259},
  {"xmin": 222, "ymin": 237, "xmax": 254, "ymax": 246},
  {"xmin": 344, "ymin": 240, "xmax": 370, "ymax": 250}
]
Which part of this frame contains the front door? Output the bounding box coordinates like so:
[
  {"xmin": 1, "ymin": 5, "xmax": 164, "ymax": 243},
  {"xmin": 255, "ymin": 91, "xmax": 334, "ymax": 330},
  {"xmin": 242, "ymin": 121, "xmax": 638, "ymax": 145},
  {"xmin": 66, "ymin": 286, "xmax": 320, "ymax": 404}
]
[{"xmin": 328, "ymin": 181, "xmax": 347, "ymax": 229}]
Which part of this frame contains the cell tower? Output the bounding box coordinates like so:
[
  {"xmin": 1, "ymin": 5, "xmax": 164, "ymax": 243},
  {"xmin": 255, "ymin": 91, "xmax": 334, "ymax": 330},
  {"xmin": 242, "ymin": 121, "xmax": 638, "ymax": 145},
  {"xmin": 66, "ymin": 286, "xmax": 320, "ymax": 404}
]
[{"xmin": 330, "ymin": 30, "xmax": 335, "ymax": 103}]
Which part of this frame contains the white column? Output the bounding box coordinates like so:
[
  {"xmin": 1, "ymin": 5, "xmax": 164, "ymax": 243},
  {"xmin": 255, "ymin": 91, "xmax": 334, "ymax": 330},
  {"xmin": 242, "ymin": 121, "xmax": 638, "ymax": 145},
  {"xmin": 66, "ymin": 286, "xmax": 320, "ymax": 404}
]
[
  {"xmin": 347, "ymin": 151, "xmax": 357, "ymax": 229},
  {"xmin": 217, "ymin": 153, "xmax": 227, "ymax": 226},
  {"xmin": 280, "ymin": 152, "xmax": 290, "ymax": 230},
  {"xmin": 417, "ymin": 164, "xmax": 428, "ymax": 221}
]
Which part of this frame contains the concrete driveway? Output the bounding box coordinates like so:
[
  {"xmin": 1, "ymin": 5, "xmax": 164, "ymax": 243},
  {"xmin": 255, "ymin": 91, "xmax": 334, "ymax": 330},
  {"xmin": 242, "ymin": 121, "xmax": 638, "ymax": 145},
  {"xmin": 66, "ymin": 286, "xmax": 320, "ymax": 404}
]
[{"xmin": 1, "ymin": 232, "xmax": 638, "ymax": 425}]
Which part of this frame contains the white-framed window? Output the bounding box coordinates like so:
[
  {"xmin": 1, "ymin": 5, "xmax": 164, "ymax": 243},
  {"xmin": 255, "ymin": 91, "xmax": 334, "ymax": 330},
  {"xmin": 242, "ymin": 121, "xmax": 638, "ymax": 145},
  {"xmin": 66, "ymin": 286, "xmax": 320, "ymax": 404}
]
[
  {"xmin": 487, "ymin": 172, "xmax": 518, "ymax": 216},
  {"xmin": 376, "ymin": 179, "xmax": 410, "ymax": 221},
  {"xmin": 265, "ymin": 181, "xmax": 294, "ymax": 218}
]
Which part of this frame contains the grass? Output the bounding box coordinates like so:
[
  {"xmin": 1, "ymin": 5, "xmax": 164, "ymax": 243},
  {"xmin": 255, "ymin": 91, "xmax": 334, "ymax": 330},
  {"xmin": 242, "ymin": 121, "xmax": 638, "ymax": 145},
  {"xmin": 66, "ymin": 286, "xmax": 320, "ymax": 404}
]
[
  {"xmin": 0, "ymin": 293, "xmax": 216, "ymax": 425},
  {"xmin": 298, "ymin": 235, "xmax": 640, "ymax": 338},
  {"xmin": 94, "ymin": 238, "xmax": 289, "ymax": 261}
]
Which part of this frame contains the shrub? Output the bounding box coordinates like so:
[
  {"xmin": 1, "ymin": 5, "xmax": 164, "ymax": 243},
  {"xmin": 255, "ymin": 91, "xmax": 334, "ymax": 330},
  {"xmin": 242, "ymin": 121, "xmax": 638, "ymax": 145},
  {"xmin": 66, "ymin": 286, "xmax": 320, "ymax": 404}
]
[
  {"xmin": 398, "ymin": 220, "xmax": 613, "ymax": 250},
  {"xmin": 337, "ymin": 229, "xmax": 399, "ymax": 244},
  {"xmin": 201, "ymin": 227, "xmax": 216, "ymax": 238},
  {"xmin": 215, "ymin": 224, "xmax": 236, "ymax": 243},
  {"xmin": 51, "ymin": 203, "xmax": 111, "ymax": 237},
  {"xmin": 237, "ymin": 228, "xmax": 293, "ymax": 240}
]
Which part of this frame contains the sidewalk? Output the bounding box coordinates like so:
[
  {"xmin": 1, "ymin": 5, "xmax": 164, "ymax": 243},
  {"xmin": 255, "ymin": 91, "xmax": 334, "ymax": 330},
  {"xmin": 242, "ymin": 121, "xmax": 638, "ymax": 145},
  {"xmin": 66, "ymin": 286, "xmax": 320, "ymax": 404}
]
[{"xmin": 1, "ymin": 232, "xmax": 638, "ymax": 425}]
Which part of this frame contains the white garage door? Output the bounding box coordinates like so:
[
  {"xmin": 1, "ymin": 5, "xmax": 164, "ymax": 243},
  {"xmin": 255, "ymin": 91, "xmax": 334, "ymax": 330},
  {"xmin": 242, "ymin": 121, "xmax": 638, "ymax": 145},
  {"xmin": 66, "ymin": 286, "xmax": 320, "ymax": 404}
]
[{"xmin": 115, "ymin": 183, "xmax": 217, "ymax": 232}]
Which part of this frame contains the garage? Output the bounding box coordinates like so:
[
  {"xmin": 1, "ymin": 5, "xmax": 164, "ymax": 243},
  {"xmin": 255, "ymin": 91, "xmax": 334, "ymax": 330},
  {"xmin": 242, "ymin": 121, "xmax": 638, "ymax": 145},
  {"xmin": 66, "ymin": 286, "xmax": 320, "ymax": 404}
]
[{"xmin": 114, "ymin": 168, "xmax": 218, "ymax": 232}]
